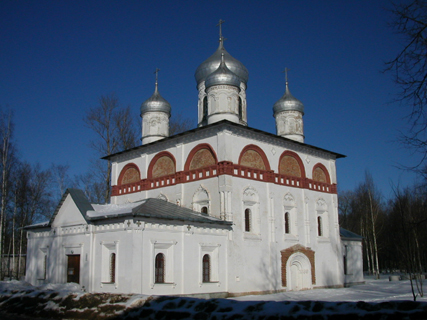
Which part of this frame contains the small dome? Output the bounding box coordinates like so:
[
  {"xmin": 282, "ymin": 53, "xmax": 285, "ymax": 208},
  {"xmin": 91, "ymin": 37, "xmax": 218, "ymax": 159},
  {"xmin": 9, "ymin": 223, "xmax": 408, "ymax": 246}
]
[
  {"xmin": 273, "ymin": 82, "xmax": 304, "ymax": 115},
  {"xmin": 195, "ymin": 39, "xmax": 249, "ymax": 86},
  {"xmin": 205, "ymin": 54, "xmax": 241, "ymax": 89},
  {"xmin": 140, "ymin": 83, "xmax": 171, "ymax": 116}
]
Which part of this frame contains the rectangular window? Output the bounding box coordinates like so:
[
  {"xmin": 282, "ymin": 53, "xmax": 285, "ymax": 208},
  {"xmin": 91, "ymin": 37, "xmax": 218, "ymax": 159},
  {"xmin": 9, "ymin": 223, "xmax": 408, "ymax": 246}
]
[{"xmin": 101, "ymin": 242, "xmax": 118, "ymax": 283}]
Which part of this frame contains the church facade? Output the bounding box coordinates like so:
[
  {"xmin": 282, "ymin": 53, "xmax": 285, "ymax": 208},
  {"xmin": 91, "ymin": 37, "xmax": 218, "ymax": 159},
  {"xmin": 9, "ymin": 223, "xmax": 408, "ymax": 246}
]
[{"xmin": 25, "ymin": 31, "xmax": 363, "ymax": 297}]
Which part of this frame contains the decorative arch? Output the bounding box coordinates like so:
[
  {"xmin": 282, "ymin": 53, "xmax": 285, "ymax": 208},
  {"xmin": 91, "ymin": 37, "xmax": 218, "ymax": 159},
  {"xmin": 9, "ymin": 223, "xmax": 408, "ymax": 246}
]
[
  {"xmin": 283, "ymin": 193, "xmax": 296, "ymax": 207},
  {"xmin": 278, "ymin": 150, "xmax": 306, "ymax": 178},
  {"xmin": 192, "ymin": 185, "xmax": 210, "ymax": 214},
  {"xmin": 243, "ymin": 186, "xmax": 259, "ymax": 204},
  {"xmin": 281, "ymin": 244, "xmax": 315, "ymax": 288},
  {"xmin": 157, "ymin": 193, "xmax": 168, "ymax": 202},
  {"xmin": 184, "ymin": 143, "xmax": 218, "ymax": 171},
  {"xmin": 118, "ymin": 163, "xmax": 141, "ymax": 186},
  {"xmin": 312, "ymin": 163, "xmax": 330, "ymax": 184},
  {"xmin": 238, "ymin": 144, "xmax": 271, "ymax": 171},
  {"xmin": 148, "ymin": 151, "xmax": 176, "ymax": 179}
]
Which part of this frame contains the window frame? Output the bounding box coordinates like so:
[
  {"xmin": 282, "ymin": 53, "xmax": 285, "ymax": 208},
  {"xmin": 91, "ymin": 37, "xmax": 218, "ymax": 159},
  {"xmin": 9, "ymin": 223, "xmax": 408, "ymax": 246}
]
[
  {"xmin": 155, "ymin": 253, "xmax": 165, "ymax": 284},
  {"xmin": 202, "ymin": 254, "xmax": 210, "ymax": 283}
]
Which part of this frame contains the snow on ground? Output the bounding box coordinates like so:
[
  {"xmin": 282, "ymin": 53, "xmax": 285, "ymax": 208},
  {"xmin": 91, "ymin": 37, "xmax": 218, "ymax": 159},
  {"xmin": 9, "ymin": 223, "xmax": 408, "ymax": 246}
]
[
  {"xmin": 1, "ymin": 277, "xmax": 427, "ymax": 319},
  {"xmin": 232, "ymin": 277, "xmax": 427, "ymax": 302}
]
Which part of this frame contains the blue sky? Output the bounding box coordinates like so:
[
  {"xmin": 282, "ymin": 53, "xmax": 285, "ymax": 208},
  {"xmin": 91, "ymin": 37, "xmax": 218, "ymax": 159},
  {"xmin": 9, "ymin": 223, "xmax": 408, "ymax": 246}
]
[{"xmin": 0, "ymin": 0, "xmax": 419, "ymax": 199}]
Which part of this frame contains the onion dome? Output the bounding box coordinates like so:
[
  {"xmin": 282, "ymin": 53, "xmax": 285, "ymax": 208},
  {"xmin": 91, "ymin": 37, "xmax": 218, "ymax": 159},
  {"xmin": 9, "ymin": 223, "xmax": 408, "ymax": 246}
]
[
  {"xmin": 140, "ymin": 81, "xmax": 171, "ymax": 116},
  {"xmin": 195, "ymin": 38, "xmax": 249, "ymax": 86},
  {"xmin": 273, "ymin": 82, "xmax": 304, "ymax": 115},
  {"xmin": 205, "ymin": 53, "xmax": 241, "ymax": 89}
]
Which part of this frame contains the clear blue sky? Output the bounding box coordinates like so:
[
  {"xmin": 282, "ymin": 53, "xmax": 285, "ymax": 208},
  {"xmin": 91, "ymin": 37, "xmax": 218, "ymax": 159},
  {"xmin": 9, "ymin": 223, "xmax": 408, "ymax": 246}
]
[{"xmin": 0, "ymin": 0, "xmax": 419, "ymax": 199}]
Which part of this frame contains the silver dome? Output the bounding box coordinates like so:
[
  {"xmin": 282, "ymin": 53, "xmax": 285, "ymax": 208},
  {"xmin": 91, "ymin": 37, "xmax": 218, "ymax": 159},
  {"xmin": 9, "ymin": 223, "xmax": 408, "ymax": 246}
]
[
  {"xmin": 140, "ymin": 83, "xmax": 171, "ymax": 116},
  {"xmin": 205, "ymin": 54, "xmax": 241, "ymax": 89},
  {"xmin": 273, "ymin": 82, "xmax": 304, "ymax": 115},
  {"xmin": 195, "ymin": 39, "xmax": 249, "ymax": 86}
]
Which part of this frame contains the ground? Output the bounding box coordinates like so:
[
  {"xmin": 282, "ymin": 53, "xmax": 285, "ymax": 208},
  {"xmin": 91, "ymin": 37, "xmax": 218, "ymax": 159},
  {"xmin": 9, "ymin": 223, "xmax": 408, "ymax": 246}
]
[{"xmin": 1, "ymin": 277, "xmax": 427, "ymax": 319}]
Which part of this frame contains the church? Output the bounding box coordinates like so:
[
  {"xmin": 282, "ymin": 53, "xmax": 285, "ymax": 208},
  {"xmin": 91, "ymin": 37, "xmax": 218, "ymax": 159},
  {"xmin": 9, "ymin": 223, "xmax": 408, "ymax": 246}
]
[{"xmin": 25, "ymin": 26, "xmax": 363, "ymax": 297}]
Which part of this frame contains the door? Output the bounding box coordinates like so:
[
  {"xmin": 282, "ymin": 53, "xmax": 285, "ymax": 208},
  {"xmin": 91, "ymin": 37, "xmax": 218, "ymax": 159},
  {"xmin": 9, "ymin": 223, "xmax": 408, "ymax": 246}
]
[{"xmin": 67, "ymin": 255, "xmax": 80, "ymax": 283}]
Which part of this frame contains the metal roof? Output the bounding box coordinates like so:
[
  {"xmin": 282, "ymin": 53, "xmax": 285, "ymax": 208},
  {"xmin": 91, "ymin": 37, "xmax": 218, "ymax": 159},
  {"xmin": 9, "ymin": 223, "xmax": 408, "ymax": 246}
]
[
  {"xmin": 25, "ymin": 189, "xmax": 231, "ymax": 230},
  {"xmin": 103, "ymin": 120, "xmax": 346, "ymax": 161},
  {"xmin": 340, "ymin": 228, "xmax": 363, "ymax": 241}
]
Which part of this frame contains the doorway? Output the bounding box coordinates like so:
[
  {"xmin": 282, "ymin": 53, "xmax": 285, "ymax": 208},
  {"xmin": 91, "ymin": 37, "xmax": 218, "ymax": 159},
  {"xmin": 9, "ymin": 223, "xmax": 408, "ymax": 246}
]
[{"xmin": 67, "ymin": 255, "xmax": 80, "ymax": 284}]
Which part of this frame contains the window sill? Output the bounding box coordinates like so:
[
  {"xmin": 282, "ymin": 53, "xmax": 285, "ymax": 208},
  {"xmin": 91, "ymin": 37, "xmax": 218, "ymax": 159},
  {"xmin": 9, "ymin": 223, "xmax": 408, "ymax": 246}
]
[
  {"xmin": 101, "ymin": 282, "xmax": 116, "ymax": 284},
  {"xmin": 284, "ymin": 234, "xmax": 299, "ymax": 241},
  {"xmin": 243, "ymin": 233, "xmax": 261, "ymax": 241},
  {"xmin": 317, "ymin": 236, "xmax": 330, "ymax": 243},
  {"xmin": 151, "ymin": 282, "xmax": 177, "ymax": 289}
]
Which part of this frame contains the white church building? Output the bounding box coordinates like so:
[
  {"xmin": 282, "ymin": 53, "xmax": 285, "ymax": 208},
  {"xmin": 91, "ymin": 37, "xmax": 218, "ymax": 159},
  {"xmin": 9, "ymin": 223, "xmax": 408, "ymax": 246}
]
[{"xmin": 25, "ymin": 29, "xmax": 363, "ymax": 297}]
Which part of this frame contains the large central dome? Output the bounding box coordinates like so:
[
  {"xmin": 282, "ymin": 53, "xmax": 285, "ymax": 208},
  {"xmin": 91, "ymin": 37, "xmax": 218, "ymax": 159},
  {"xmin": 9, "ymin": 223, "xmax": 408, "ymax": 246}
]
[{"xmin": 195, "ymin": 39, "xmax": 249, "ymax": 86}]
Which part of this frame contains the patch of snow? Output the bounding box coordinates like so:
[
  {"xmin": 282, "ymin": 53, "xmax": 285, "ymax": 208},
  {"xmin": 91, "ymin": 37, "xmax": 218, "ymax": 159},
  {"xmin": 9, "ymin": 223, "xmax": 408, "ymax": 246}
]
[
  {"xmin": 230, "ymin": 278, "xmax": 427, "ymax": 302},
  {"xmin": 88, "ymin": 201, "xmax": 146, "ymax": 217}
]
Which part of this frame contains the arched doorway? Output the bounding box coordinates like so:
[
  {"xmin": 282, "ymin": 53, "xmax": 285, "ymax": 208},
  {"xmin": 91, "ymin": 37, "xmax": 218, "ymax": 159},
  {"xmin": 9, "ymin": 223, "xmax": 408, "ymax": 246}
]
[{"xmin": 287, "ymin": 252, "xmax": 312, "ymax": 291}]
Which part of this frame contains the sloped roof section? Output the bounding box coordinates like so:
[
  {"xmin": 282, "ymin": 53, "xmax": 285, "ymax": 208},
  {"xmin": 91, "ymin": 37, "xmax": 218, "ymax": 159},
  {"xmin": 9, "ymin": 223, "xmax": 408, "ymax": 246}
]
[
  {"xmin": 26, "ymin": 188, "xmax": 231, "ymax": 230},
  {"xmin": 340, "ymin": 227, "xmax": 363, "ymax": 241},
  {"xmin": 25, "ymin": 188, "xmax": 94, "ymax": 230},
  {"xmin": 131, "ymin": 198, "xmax": 231, "ymax": 226},
  {"xmin": 103, "ymin": 120, "xmax": 346, "ymax": 161}
]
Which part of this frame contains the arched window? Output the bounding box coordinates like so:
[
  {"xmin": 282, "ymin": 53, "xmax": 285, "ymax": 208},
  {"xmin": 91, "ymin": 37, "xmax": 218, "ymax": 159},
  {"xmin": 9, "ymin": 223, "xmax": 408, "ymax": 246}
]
[
  {"xmin": 202, "ymin": 254, "xmax": 210, "ymax": 283},
  {"xmin": 201, "ymin": 206, "xmax": 208, "ymax": 214},
  {"xmin": 284, "ymin": 212, "xmax": 290, "ymax": 234},
  {"xmin": 155, "ymin": 253, "xmax": 165, "ymax": 283},
  {"xmin": 244, "ymin": 208, "xmax": 251, "ymax": 232},
  {"xmin": 110, "ymin": 253, "xmax": 116, "ymax": 283},
  {"xmin": 238, "ymin": 97, "xmax": 243, "ymax": 120},
  {"xmin": 43, "ymin": 255, "xmax": 47, "ymax": 280},
  {"xmin": 317, "ymin": 216, "xmax": 323, "ymax": 236},
  {"xmin": 202, "ymin": 96, "xmax": 208, "ymax": 123}
]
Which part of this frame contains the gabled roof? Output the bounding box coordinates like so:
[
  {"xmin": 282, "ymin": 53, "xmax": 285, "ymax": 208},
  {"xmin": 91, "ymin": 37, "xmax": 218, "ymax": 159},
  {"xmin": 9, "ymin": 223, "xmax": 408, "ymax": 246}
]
[
  {"xmin": 49, "ymin": 188, "xmax": 94, "ymax": 225},
  {"xmin": 25, "ymin": 189, "xmax": 231, "ymax": 230},
  {"xmin": 24, "ymin": 188, "xmax": 93, "ymax": 230},
  {"xmin": 340, "ymin": 228, "xmax": 363, "ymax": 241},
  {"xmin": 103, "ymin": 120, "xmax": 346, "ymax": 161}
]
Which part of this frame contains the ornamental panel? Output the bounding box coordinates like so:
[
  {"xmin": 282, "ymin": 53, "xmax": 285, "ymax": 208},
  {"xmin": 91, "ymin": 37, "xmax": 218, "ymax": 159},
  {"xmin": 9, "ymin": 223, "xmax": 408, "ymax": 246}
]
[
  {"xmin": 189, "ymin": 149, "xmax": 216, "ymax": 170},
  {"xmin": 152, "ymin": 156, "xmax": 175, "ymax": 178},
  {"xmin": 313, "ymin": 167, "xmax": 327, "ymax": 183},
  {"xmin": 121, "ymin": 167, "xmax": 140, "ymax": 185},
  {"xmin": 240, "ymin": 150, "xmax": 266, "ymax": 170},
  {"xmin": 279, "ymin": 155, "xmax": 302, "ymax": 177}
]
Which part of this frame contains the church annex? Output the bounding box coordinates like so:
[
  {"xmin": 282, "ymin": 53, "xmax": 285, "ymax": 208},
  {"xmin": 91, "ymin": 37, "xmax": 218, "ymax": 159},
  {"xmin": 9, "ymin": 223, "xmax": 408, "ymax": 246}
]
[{"xmin": 25, "ymin": 26, "xmax": 363, "ymax": 297}]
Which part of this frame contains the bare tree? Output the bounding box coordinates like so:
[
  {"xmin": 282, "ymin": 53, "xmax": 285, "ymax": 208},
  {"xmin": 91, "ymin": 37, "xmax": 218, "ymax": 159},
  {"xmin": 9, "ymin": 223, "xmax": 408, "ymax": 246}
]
[
  {"xmin": 84, "ymin": 94, "xmax": 138, "ymax": 203},
  {"xmin": 340, "ymin": 172, "xmax": 384, "ymax": 278},
  {"xmin": 169, "ymin": 113, "xmax": 194, "ymax": 136},
  {"xmin": 386, "ymin": 1, "xmax": 427, "ymax": 175},
  {"xmin": 0, "ymin": 109, "xmax": 14, "ymax": 279},
  {"xmin": 50, "ymin": 164, "xmax": 72, "ymax": 201},
  {"xmin": 389, "ymin": 185, "xmax": 426, "ymax": 300}
]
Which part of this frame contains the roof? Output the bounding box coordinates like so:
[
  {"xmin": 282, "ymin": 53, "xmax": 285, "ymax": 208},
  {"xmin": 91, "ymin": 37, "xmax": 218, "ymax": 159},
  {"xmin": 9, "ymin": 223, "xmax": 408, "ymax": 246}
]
[
  {"xmin": 25, "ymin": 189, "xmax": 231, "ymax": 230},
  {"xmin": 89, "ymin": 198, "xmax": 231, "ymax": 226},
  {"xmin": 103, "ymin": 120, "xmax": 346, "ymax": 161},
  {"xmin": 25, "ymin": 188, "xmax": 93, "ymax": 230},
  {"xmin": 340, "ymin": 228, "xmax": 363, "ymax": 241}
]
